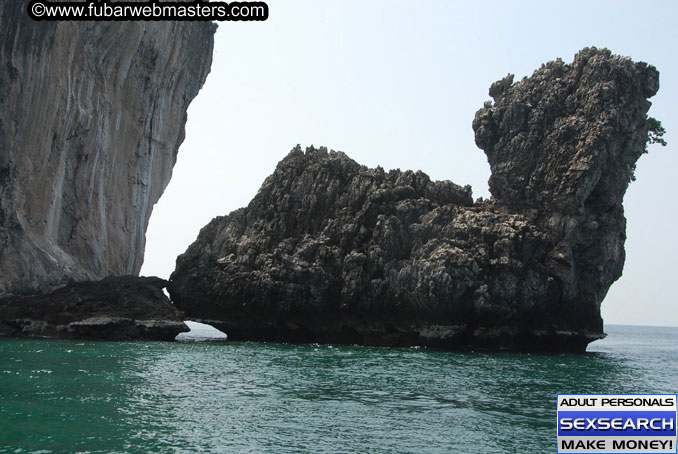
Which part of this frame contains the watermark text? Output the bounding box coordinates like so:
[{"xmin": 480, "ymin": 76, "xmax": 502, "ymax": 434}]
[{"xmin": 28, "ymin": 0, "xmax": 269, "ymax": 21}]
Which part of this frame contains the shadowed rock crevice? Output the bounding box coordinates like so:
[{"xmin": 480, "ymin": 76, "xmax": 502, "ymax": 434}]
[{"xmin": 169, "ymin": 48, "xmax": 659, "ymax": 352}]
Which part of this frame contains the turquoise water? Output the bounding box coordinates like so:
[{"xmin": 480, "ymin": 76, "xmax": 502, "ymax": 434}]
[{"xmin": 1, "ymin": 325, "xmax": 676, "ymax": 453}]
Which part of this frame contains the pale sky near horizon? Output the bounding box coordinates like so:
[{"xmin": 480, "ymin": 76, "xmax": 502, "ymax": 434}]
[{"xmin": 141, "ymin": 0, "xmax": 677, "ymax": 327}]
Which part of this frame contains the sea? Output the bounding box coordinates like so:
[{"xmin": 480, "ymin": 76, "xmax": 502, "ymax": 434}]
[{"xmin": 1, "ymin": 324, "xmax": 676, "ymax": 453}]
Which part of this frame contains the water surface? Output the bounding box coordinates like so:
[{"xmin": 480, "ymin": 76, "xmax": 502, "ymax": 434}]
[{"xmin": 1, "ymin": 325, "xmax": 676, "ymax": 453}]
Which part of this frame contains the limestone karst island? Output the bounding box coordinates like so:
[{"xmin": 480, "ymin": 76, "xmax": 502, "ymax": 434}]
[{"xmin": 0, "ymin": 3, "xmax": 664, "ymax": 353}]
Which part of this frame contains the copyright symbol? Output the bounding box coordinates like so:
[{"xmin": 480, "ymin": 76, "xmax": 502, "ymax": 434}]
[{"xmin": 29, "ymin": 1, "xmax": 46, "ymax": 20}]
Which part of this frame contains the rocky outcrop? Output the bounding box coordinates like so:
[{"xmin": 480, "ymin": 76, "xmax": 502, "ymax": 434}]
[
  {"xmin": 0, "ymin": 3, "xmax": 215, "ymax": 296},
  {"xmin": 169, "ymin": 48, "xmax": 660, "ymax": 352},
  {"xmin": 0, "ymin": 276, "xmax": 188, "ymax": 340}
]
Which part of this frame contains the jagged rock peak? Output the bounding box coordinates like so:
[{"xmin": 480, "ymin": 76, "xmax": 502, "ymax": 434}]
[
  {"xmin": 245, "ymin": 145, "xmax": 474, "ymax": 226},
  {"xmin": 473, "ymin": 47, "xmax": 658, "ymax": 215}
]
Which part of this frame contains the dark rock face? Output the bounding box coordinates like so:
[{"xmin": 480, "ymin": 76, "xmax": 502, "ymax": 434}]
[
  {"xmin": 0, "ymin": 3, "xmax": 215, "ymax": 297},
  {"xmin": 169, "ymin": 48, "xmax": 659, "ymax": 352},
  {"xmin": 0, "ymin": 276, "xmax": 188, "ymax": 341}
]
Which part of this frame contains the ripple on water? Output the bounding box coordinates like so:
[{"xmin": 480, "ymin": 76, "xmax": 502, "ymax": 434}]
[{"xmin": 0, "ymin": 325, "xmax": 676, "ymax": 453}]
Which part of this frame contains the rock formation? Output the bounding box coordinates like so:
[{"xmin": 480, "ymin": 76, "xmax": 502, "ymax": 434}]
[
  {"xmin": 0, "ymin": 276, "xmax": 187, "ymax": 341},
  {"xmin": 0, "ymin": 3, "xmax": 215, "ymax": 296},
  {"xmin": 169, "ymin": 48, "xmax": 660, "ymax": 352}
]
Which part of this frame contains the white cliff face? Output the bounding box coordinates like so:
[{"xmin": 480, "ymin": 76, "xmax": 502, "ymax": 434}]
[{"xmin": 0, "ymin": 4, "xmax": 215, "ymax": 296}]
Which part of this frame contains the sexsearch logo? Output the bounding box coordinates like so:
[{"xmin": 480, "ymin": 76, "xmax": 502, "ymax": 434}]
[{"xmin": 557, "ymin": 394, "xmax": 677, "ymax": 453}]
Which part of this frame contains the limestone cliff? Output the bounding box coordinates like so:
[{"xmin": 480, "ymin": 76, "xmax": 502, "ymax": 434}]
[
  {"xmin": 0, "ymin": 3, "xmax": 215, "ymax": 296},
  {"xmin": 169, "ymin": 48, "xmax": 659, "ymax": 352}
]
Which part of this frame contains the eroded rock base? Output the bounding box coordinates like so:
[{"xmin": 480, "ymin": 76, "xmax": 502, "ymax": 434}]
[
  {"xmin": 0, "ymin": 276, "xmax": 188, "ymax": 341},
  {"xmin": 194, "ymin": 318, "xmax": 604, "ymax": 352}
]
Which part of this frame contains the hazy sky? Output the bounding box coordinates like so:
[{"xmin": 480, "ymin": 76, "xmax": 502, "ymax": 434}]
[{"xmin": 141, "ymin": 0, "xmax": 677, "ymax": 327}]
